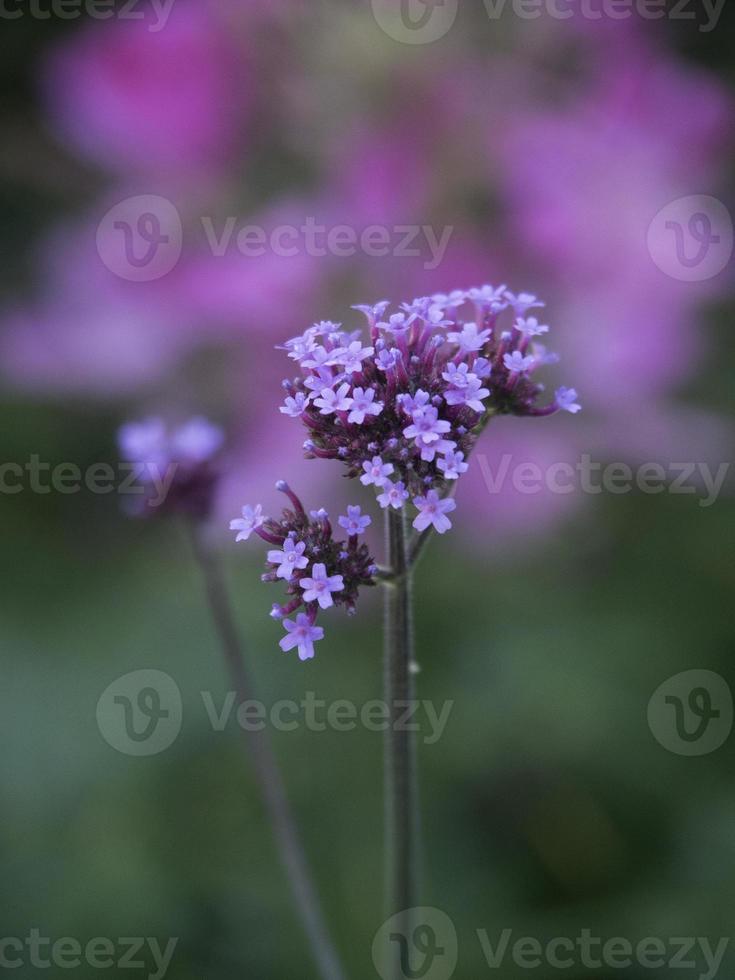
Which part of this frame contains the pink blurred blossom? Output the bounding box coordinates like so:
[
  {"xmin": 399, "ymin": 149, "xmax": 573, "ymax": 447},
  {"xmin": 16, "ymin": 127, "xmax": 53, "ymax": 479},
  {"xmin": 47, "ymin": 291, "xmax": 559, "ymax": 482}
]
[{"xmin": 42, "ymin": 0, "xmax": 252, "ymax": 182}]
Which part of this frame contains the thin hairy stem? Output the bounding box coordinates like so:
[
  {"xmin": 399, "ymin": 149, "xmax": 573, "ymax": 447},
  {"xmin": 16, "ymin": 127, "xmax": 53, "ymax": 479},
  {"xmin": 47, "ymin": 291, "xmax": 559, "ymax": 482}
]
[
  {"xmin": 188, "ymin": 523, "xmax": 346, "ymax": 980},
  {"xmin": 382, "ymin": 509, "xmax": 420, "ymax": 978}
]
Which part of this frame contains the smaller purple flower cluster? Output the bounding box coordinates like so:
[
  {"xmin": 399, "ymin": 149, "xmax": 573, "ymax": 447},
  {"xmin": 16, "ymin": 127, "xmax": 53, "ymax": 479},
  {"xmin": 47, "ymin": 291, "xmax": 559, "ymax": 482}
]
[
  {"xmin": 118, "ymin": 416, "xmax": 224, "ymax": 517},
  {"xmin": 278, "ymin": 287, "xmax": 580, "ymax": 534},
  {"xmin": 230, "ymin": 482, "xmax": 376, "ymax": 660}
]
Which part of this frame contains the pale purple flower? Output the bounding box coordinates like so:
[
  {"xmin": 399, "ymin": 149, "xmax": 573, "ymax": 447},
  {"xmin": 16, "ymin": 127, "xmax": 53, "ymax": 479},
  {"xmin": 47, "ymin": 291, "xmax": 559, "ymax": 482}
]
[
  {"xmin": 352, "ymin": 301, "xmax": 390, "ymax": 323},
  {"xmin": 299, "ymin": 563, "xmax": 345, "ymax": 609},
  {"xmin": 312, "ymin": 320, "xmax": 341, "ymax": 335},
  {"xmin": 377, "ymin": 312, "xmax": 412, "ymax": 335},
  {"xmin": 360, "ymin": 456, "xmax": 395, "ymax": 487},
  {"xmin": 314, "ymin": 383, "xmax": 353, "ymax": 415},
  {"xmin": 267, "ymin": 537, "xmax": 309, "ymax": 580},
  {"xmin": 400, "ymin": 297, "xmax": 430, "ymax": 323},
  {"xmin": 377, "ymin": 481, "xmax": 410, "ymax": 510},
  {"xmin": 437, "ymin": 450, "xmax": 469, "ymax": 480},
  {"xmin": 282, "ymin": 331, "xmax": 318, "ymax": 361},
  {"xmin": 404, "ymin": 406, "xmax": 451, "ymax": 447},
  {"xmin": 279, "ymin": 613, "xmax": 324, "ymax": 661},
  {"xmin": 424, "ymin": 304, "xmax": 452, "ymax": 328},
  {"xmin": 338, "ymin": 505, "xmax": 372, "ymax": 536},
  {"xmin": 302, "ymin": 345, "xmax": 334, "ymax": 370},
  {"xmin": 375, "ymin": 348, "xmax": 399, "ymax": 371},
  {"xmin": 442, "ymin": 362, "xmax": 471, "ymax": 388},
  {"xmin": 347, "ymin": 387, "xmax": 384, "ymax": 424},
  {"xmin": 230, "ymin": 504, "xmax": 265, "ymax": 542},
  {"xmin": 118, "ymin": 417, "xmax": 168, "ymax": 472},
  {"xmin": 505, "ymin": 291, "xmax": 545, "ymax": 315},
  {"xmin": 280, "ymin": 392, "xmax": 311, "ymax": 418},
  {"xmin": 529, "ymin": 343, "xmax": 560, "ymax": 367},
  {"xmin": 444, "ymin": 377, "xmax": 490, "ymax": 413},
  {"xmin": 412, "ymin": 490, "xmax": 456, "ymax": 534},
  {"xmin": 399, "ymin": 389, "xmax": 431, "ymax": 417},
  {"xmin": 304, "ymin": 368, "xmax": 339, "ymax": 393},
  {"xmin": 503, "ymin": 351, "xmax": 535, "ymax": 374},
  {"xmin": 418, "ymin": 438, "xmax": 456, "ymax": 463},
  {"xmin": 555, "ymin": 387, "xmax": 582, "ymax": 414},
  {"xmin": 468, "ymin": 284, "xmax": 508, "ymax": 309},
  {"xmin": 330, "ymin": 341, "xmax": 374, "ymax": 374},
  {"xmin": 432, "ymin": 289, "xmax": 467, "ymax": 308},
  {"xmin": 447, "ymin": 323, "xmax": 492, "ymax": 354},
  {"xmin": 515, "ymin": 317, "xmax": 549, "ymax": 339},
  {"xmin": 169, "ymin": 417, "xmax": 224, "ymax": 465}
]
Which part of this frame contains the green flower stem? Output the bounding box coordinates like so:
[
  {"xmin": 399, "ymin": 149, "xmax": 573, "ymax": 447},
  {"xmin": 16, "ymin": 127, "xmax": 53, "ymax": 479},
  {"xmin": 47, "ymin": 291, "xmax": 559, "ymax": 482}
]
[
  {"xmin": 189, "ymin": 522, "xmax": 346, "ymax": 980},
  {"xmin": 382, "ymin": 508, "xmax": 420, "ymax": 978}
]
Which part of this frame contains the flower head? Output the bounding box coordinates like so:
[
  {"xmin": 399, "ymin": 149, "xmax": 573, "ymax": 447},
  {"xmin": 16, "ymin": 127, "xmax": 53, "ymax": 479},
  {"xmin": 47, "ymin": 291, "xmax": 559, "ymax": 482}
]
[
  {"xmin": 280, "ymin": 392, "xmax": 311, "ymax": 418},
  {"xmin": 377, "ymin": 481, "xmax": 410, "ymax": 510},
  {"xmin": 360, "ymin": 456, "xmax": 394, "ymax": 487},
  {"xmin": 267, "ymin": 536, "xmax": 309, "ymax": 580},
  {"xmin": 413, "ymin": 490, "xmax": 456, "ymax": 535},
  {"xmin": 230, "ymin": 483, "xmax": 376, "ymax": 660},
  {"xmin": 338, "ymin": 505, "xmax": 372, "ymax": 536},
  {"xmin": 300, "ymin": 563, "xmax": 345, "ymax": 609},
  {"xmin": 348, "ymin": 387, "xmax": 383, "ymax": 425},
  {"xmin": 279, "ymin": 613, "xmax": 324, "ymax": 662},
  {"xmin": 555, "ymin": 386, "xmax": 582, "ymax": 414},
  {"xmin": 503, "ymin": 351, "xmax": 535, "ymax": 374},
  {"xmin": 436, "ymin": 450, "xmax": 468, "ymax": 480},
  {"xmin": 314, "ymin": 383, "xmax": 353, "ymax": 415},
  {"xmin": 230, "ymin": 504, "xmax": 265, "ymax": 542},
  {"xmin": 118, "ymin": 415, "xmax": 223, "ymax": 518},
  {"xmin": 278, "ymin": 284, "xmax": 579, "ymax": 514},
  {"xmin": 515, "ymin": 317, "xmax": 549, "ymax": 339}
]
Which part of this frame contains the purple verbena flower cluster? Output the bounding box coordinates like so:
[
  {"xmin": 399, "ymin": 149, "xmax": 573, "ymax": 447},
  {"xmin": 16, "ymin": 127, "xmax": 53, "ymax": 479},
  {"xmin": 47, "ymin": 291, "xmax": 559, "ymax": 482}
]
[
  {"xmin": 278, "ymin": 286, "xmax": 580, "ymax": 533},
  {"xmin": 118, "ymin": 416, "xmax": 224, "ymax": 518},
  {"xmin": 230, "ymin": 482, "xmax": 376, "ymax": 661}
]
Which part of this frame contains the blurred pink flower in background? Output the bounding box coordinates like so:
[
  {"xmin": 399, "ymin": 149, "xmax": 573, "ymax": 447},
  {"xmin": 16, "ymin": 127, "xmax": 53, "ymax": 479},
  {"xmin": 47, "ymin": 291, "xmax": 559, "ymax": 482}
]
[
  {"xmin": 0, "ymin": 197, "xmax": 323, "ymax": 395},
  {"xmin": 42, "ymin": 0, "xmax": 252, "ymax": 182},
  {"xmin": 2, "ymin": 9, "xmax": 732, "ymax": 544},
  {"xmin": 494, "ymin": 31, "xmax": 733, "ymax": 413}
]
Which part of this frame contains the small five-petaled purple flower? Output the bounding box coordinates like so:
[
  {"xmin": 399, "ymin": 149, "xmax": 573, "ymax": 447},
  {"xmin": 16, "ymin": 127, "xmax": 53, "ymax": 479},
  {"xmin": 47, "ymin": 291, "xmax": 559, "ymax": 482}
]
[
  {"xmin": 300, "ymin": 563, "xmax": 345, "ymax": 609},
  {"xmin": 279, "ymin": 613, "xmax": 324, "ymax": 661},
  {"xmin": 338, "ymin": 506, "xmax": 372, "ymax": 536},
  {"xmin": 267, "ymin": 537, "xmax": 309, "ymax": 580},
  {"xmin": 230, "ymin": 504, "xmax": 265, "ymax": 541},
  {"xmin": 413, "ymin": 490, "xmax": 456, "ymax": 535}
]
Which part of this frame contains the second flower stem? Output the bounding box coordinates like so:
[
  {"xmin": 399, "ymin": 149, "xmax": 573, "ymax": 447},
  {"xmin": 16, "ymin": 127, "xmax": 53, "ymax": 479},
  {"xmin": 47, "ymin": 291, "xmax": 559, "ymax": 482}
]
[
  {"xmin": 189, "ymin": 523, "xmax": 345, "ymax": 980},
  {"xmin": 383, "ymin": 509, "xmax": 419, "ymax": 975}
]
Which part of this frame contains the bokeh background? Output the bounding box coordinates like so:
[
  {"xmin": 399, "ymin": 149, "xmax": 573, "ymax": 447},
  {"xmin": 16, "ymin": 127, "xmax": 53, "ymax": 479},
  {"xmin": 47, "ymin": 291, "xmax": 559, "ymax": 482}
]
[{"xmin": 1, "ymin": 0, "xmax": 735, "ymax": 977}]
